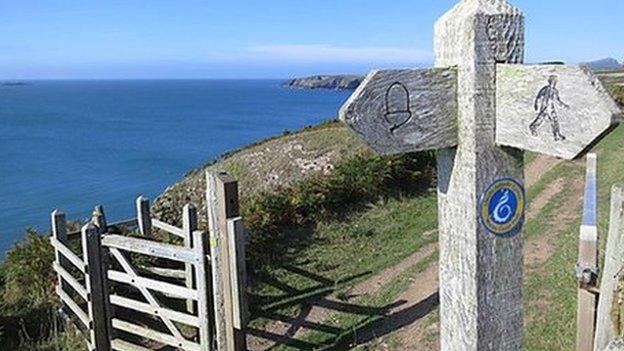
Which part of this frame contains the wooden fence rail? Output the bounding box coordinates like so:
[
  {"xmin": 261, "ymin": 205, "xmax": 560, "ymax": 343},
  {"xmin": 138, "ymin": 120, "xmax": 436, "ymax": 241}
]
[{"xmin": 51, "ymin": 171, "xmax": 248, "ymax": 351}]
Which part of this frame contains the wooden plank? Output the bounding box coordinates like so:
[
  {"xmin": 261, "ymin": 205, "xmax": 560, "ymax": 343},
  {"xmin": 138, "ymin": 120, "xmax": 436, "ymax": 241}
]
[
  {"xmin": 108, "ymin": 264, "xmax": 198, "ymax": 301},
  {"xmin": 228, "ymin": 217, "xmax": 249, "ymax": 329},
  {"xmin": 111, "ymin": 338, "xmax": 152, "ymax": 351},
  {"xmin": 339, "ymin": 68, "xmax": 458, "ymax": 154},
  {"xmin": 102, "ymin": 234, "xmax": 199, "ymax": 263},
  {"xmin": 50, "ymin": 237, "xmax": 86, "ymax": 274},
  {"xmin": 136, "ymin": 196, "xmax": 152, "ymax": 238},
  {"xmin": 53, "ymin": 261, "xmax": 88, "ymax": 301},
  {"xmin": 152, "ymin": 219, "xmax": 185, "ymax": 238},
  {"xmin": 109, "ymin": 294, "xmax": 200, "ymax": 327},
  {"xmin": 82, "ymin": 223, "xmax": 111, "ymax": 351},
  {"xmin": 111, "ymin": 318, "xmax": 201, "ymax": 351},
  {"xmin": 183, "ymin": 203, "xmax": 198, "ymax": 314},
  {"xmin": 577, "ymin": 153, "xmax": 599, "ymax": 351},
  {"xmin": 595, "ymin": 183, "xmax": 624, "ymax": 351},
  {"xmin": 193, "ymin": 229, "xmax": 214, "ymax": 350},
  {"xmin": 56, "ymin": 286, "xmax": 90, "ymax": 328},
  {"xmin": 138, "ymin": 265, "xmax": 186, "ymax": 279},
  {"xmin": 52, "ymin": 210, "xmax": 70, "ymax": 299},
  {"xmin": 109, "ymin": 248, "xmax": 186, "ymax": 340},
  {"xmin": 207, "ymin": 170, "xmax": 243, "ymax": 351}
]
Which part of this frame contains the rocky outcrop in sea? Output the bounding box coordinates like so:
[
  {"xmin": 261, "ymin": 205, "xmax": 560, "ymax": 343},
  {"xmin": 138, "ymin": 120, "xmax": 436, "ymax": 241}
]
[{"xmin": 283, "ymin": 75, "xmax": 364, "ymax": 90}]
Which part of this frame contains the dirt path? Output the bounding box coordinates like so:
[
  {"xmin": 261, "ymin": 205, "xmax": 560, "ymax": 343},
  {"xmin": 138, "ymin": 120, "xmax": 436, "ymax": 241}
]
[
  {"xmin": 247, "ymin": 154, "xmax": 568, "ymax": 351},
  {"xmin": 247, "ymin": 241, "xmax": 438, "ymax": 350},
  {"xmin": 525, "ymin": 154, "xmax": 563, "ymax": 188},
  {"xmin": 382, "ymin": 159, "xmax": 583, "ymax": 349}
]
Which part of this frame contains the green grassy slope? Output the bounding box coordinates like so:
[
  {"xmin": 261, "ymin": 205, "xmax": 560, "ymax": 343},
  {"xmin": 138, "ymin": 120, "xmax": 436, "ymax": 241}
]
[{"xmin": 153, "ymin": 121, "xmax": 372, "ymax": 228}]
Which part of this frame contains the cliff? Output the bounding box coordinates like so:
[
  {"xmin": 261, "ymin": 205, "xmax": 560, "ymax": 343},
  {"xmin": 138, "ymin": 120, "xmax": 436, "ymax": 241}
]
[
  {"xmin": 152, "ymin": 121, "xmax": 372, "ymax": 226},
  {"xmin": 282, "ymin": 75, "xmax": 364, "ymax": 90}
]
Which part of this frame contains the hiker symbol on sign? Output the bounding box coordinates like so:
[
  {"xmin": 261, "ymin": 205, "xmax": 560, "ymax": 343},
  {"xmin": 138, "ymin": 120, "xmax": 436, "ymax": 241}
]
[{"xmin": 529, "ymin": 75, "xmax": 570, "ymax": 141}]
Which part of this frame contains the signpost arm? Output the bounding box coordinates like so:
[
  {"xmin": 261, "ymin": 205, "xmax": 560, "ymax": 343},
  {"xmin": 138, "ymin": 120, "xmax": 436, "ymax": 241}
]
[{"xmin": 435, "ymin": 1, "xmax": 525, "ymax": 349}]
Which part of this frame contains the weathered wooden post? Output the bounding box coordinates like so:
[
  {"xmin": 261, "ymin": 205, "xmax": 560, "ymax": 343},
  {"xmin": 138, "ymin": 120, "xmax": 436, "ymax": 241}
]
[
  {"xmin": 136, "ymin": 196, "xmax": 153, "ymax": 237},
  {"xmin": 193, "ymin": 229, "xmax": 215, "ymax": 350},
  {"xmin": 340, "ymin": 0, "xmax": 621, "ymax": 349},
  {"xmin": 227, "ymin": 217, "xmax": 249, "ymax": 330},
  {"xmin": 434, "ymin": 1, "xmax": 526, "ymax": 349},
  {"xmin": 91, "ymin": 205, "xmax": 108, "ymax": 233},
  {"xmin": 183, "ymin": 203, "xmax": 199, "ymax": 314},
  {"xmin": 81, "ymin": 223, "xmax": 111, "ymax": 351},
  {"xmin": 51, "ymin": 210, "xmax": 69, "ymax": 297},
  {"xmin": 577, "ymin": 153, "xmax": 599, "ymax": 351},
  {"xmin": 595, "ymin": 184, "xmax": 624, "ymax": 351},
  {"xmin": 206, "ymin": 170, "xmax": 245, "ymax": 351}
]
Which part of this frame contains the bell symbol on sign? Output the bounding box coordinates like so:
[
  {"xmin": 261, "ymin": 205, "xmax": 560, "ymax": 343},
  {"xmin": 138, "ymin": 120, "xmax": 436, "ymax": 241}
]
[{"xmin": 384, "ymin": 82, "xmax": 412, "ymax": 134}]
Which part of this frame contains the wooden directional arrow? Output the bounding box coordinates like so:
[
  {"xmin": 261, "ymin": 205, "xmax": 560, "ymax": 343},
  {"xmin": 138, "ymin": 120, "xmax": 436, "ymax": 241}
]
[
  {"xmin": 496, "ymin": 64, "xmax": 623, "ymax": 159},
  {"xmin": 339, "ymin": 68, "xmax": 458, "ymax": 155}
]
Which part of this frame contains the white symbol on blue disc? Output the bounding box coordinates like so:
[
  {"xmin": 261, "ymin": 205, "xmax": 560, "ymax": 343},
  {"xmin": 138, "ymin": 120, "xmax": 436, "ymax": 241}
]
[{"xmin": 490, "ymin": 189, "xmax": 517, "ymax": 224}]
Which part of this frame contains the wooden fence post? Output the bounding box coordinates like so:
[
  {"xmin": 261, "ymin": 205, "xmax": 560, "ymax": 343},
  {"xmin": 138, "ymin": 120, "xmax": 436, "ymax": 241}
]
[
  {"xmin": 206, "ymin": 170, "xmax": 245, "ymax": 351},
  {"xmin": 227, "ymin": 217, "xmax": 249, "ymax": 329},
  {"xmin": 595, "ymin": 183, "xmax": 624, "ymax": 351},
  {"xmin": 51, "ymin": 210, "xmax": 69, "ymax": 315},
  {"xmin": 577, "ymin": 153, "xmax": 599, "ymax": 351},
  {"xmin": 92, "ymin": 205, "xmax": 108, "ymax": 233},
  {"xmin": 183, "ymin": 203, "xmax": 199, "ymax": 314},
  {"xmin": 193, "ymin": 229, "xmax": 214, "ymax": 350},
  {"xmin": 136, "ymin": 196, "xmax": 152, "ymax": 237},
  {"xmin": 81, "ymin": 223, "xmax": 111, "ymax": 350}
]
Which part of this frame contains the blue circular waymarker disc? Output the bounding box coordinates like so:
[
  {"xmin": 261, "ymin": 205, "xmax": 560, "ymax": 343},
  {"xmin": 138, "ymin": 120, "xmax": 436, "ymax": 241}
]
[{"xmin": 479, "ymin": 178, "xmax": 526, "ymax": 237}]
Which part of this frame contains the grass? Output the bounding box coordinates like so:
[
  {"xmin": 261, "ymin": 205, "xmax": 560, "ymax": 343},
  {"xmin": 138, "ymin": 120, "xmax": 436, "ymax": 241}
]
[
  {"xmin": 0, "ymin": 229, "xmax": 86, "ymax": 350},
  {"xmin": 249, "ymin": 194, "xmax": 439, "ymax": 328}
]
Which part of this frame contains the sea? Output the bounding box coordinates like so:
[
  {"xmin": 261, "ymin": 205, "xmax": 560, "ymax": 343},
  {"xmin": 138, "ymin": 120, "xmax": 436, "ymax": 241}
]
[{"xmin": 0, "ymin": 80, "xmax": 351, "ymax": 255}]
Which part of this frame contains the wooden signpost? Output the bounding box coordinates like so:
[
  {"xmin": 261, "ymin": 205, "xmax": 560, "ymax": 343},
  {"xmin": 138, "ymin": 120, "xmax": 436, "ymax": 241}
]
[{"xmin": 340, "ymin": 0, "xmax": 622, "ymax": 349}]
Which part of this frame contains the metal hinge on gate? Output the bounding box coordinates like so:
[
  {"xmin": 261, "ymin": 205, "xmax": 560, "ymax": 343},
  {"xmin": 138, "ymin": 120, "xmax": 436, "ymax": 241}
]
[{"xmin": 575, "ymin": 263, "xmax": 599, "ymax": 288}]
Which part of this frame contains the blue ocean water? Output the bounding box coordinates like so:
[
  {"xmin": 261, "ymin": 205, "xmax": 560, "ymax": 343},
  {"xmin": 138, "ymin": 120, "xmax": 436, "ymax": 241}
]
[{"xmin": 0, "ymin": 80, "xmax": 350, "ymax": 254}]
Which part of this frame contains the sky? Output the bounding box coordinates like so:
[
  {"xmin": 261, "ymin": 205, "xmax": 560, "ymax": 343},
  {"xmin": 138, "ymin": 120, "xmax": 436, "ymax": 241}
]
[{"xmin": 0, "ymin": 0, "xmax": 622, "ymax": 79}]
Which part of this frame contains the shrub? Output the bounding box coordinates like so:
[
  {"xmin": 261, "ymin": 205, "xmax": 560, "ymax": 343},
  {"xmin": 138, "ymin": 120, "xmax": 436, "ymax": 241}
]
[
  {"xmin": 242, "ymin": 151, "xmax": 435, "ymax": 266},
  {"xmin": 1, "ymin": 229, "xmax": 56, "ymax": 309},
  {"xmin": 0, "ymin": 229, "xmax": 85, "ymax": 350}
]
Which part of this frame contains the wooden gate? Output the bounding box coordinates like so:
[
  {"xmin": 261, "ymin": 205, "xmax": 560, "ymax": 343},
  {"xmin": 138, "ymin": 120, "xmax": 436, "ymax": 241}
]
[
  {"xmin": 102, "ymin": 227, "xmax": 211, "ymax": 351},
  {"xmin": 50, "ymin": 171, "xmax": 248, "ymax": 351}
]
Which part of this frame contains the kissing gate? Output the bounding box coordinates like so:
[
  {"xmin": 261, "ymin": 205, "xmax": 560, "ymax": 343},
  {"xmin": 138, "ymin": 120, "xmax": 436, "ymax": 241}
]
[{"xmin": 50, "ymin": 172, "xmax": 248, "ymax": 351}]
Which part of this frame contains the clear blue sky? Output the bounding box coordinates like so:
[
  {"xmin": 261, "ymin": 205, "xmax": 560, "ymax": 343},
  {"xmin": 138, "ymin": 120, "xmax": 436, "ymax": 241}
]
[{"xmin": 1, "ymin": 0, "xmax": 622, "ymax": 79}]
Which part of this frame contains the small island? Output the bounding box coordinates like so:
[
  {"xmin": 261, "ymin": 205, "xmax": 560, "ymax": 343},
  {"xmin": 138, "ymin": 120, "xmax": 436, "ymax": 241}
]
[
  {"xmin": 283, "ymin": 75, "xmax": 364, "ymax": 90},
  {"xmin": 2, "ymin": 81, "xmax": 30, "ymax": 87}
]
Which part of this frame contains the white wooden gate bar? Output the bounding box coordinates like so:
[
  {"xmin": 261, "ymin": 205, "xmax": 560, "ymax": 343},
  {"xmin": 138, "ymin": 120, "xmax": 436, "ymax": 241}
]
[{"xmin": 101, "ymin": 234, "xmax": 200, "ymax": 263}]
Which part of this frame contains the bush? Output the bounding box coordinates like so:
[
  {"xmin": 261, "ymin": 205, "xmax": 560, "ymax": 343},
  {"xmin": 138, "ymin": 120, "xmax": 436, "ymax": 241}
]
[
  {"xmin": 242, "ymin": 151, "xmax": 435, "ymax": 266},
  {"xmin": 2, "ymin": 229, "xmax": 56, "ymax": 309},
  {"xmin": 0, "ymin": 229, "xmax": 84, "ymax": 350}
]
